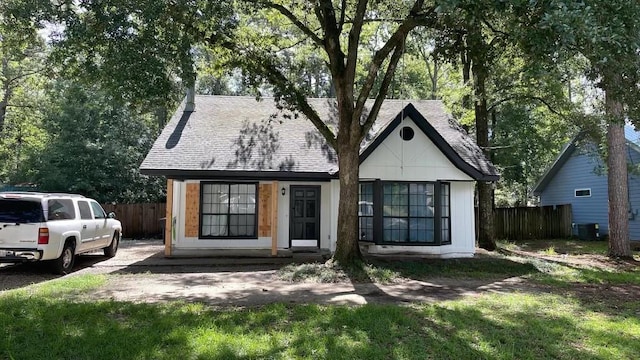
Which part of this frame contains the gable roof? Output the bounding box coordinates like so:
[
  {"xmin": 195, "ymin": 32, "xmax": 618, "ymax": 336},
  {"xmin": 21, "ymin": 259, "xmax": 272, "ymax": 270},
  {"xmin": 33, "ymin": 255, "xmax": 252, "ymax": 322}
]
[
  {"xmin": 140, "ymin": 96, "xmax": 499, "ymax": 181},
  {"xmin": 532, "ymin": 124, "xmax": 640, "ymax": 195}
]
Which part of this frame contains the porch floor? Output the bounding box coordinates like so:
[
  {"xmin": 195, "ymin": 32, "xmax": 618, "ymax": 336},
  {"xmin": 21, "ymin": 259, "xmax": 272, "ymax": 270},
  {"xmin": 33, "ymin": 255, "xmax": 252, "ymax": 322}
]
[{"xmin": 169, "ymin": 248, "xmax": 331, "ymax": 261}]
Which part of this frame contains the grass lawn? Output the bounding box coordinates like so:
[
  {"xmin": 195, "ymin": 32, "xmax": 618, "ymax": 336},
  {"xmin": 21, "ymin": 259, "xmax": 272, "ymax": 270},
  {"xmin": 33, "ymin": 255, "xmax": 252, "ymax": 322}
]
[{"xmin": 1, "ymin": 239, "xmax": 639, "ymax": 360}]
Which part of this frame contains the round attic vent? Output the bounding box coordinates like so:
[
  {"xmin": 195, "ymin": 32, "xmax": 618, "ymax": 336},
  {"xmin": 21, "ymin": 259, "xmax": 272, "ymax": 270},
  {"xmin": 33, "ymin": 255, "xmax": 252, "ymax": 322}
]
[{"xmin": 400, "ymin": 126, "xmax": 414, "ymax": 141}]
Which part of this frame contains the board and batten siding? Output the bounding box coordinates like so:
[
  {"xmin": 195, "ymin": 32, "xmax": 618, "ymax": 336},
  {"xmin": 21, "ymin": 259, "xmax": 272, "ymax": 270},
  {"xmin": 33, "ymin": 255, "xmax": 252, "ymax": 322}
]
[
  {"xmin": 359, "ymin": 117, "xmax": 473, "ymax": 182},
  {"xmin": 359, "ymin": 116, "xmax": 476, "ymax": 257}
]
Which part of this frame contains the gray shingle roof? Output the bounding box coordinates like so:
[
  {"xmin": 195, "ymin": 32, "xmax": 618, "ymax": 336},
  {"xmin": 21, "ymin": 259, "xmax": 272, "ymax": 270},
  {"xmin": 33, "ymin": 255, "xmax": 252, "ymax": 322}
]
[{"xmin": 140, "ymin": 96, "xmax": 498, "ymax": 181}]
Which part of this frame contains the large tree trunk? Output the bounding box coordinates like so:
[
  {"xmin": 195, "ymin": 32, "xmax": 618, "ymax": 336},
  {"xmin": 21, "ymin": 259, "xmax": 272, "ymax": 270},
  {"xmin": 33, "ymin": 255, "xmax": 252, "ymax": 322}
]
[
  {"xmin": 333, "ymin": 141, "xmax": 363, "ymax": 265},
  {"xmin": 469, "ymin": 33, "xmax": 496, "ymax": 251},
  {"xmin": 605, "ymin": 92, "xmax": 632, "ymax": 258}
]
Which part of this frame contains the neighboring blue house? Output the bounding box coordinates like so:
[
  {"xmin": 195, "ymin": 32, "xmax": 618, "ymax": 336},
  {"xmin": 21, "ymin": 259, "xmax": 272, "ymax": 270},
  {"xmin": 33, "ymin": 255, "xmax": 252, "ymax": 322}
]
[{"xmin": 532, "ymin": 125, "xmax": 640, "ymax": 240}]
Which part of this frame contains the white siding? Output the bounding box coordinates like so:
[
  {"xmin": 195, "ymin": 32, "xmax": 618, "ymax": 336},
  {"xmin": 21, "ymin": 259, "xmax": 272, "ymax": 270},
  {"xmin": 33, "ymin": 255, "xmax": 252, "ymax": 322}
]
[{"xmin": 360, "ymin": 117, "xmax": 473, "ymax": 181}]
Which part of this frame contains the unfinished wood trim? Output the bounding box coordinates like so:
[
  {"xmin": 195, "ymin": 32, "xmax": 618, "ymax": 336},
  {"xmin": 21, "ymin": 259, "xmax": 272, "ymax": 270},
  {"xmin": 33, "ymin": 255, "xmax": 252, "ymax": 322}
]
[
  {"xmin": 258, "ymin": 184, "xmax": 272, "ymax": 237},
  {"xmin": 185, "ymin": 183, "xmax": 200, "ymax": 238},
  {"xmin": 164, "ymin": 179, "xmax": 174, "ymax": 256},
  {"xmin": 271, "ymin": 181, "xmax": 279, "ymax": 256}
]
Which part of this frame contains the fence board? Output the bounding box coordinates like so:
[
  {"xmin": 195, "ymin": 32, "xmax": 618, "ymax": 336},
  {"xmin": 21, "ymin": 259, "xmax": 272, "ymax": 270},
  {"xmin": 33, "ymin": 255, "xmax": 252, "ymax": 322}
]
[
  {"xmin": 491, "ymin": 204, "xmax": 572, "ymax": 240},
  {"xmin": 109, "ymin": 202, "xmax": 573, "ymax": 241},
  {"xmin": 101, "ymin": 203, "xmax": 165, "ymax": 239}
]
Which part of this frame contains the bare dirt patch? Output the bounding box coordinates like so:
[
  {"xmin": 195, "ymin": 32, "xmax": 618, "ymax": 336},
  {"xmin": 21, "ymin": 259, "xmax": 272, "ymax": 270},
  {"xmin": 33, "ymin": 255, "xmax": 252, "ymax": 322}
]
[{"xmin": 3, "ymin": 239, "xmax": 638, "ymax": 307}]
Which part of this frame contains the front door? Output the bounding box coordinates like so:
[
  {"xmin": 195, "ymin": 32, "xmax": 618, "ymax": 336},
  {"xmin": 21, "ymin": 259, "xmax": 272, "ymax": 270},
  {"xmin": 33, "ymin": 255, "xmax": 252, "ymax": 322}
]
[{"xmin": 290, "ymin": 186, "xmax": 320, "ymax": 248}]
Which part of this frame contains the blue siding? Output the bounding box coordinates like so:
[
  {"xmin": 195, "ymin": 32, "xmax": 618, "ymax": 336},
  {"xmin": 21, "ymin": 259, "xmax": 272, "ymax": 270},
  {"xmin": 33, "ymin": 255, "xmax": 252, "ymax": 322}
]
[
  {"xmin": 541, "ymin": 144, "xmax": 640, "ymax": 240},
  {"xmin": 627, "ymin": 147, "xmax": 640, "ymax": 240},
  {"xmin": 540, "ymin": 149, "xmax": 609, "ymax": 235}
]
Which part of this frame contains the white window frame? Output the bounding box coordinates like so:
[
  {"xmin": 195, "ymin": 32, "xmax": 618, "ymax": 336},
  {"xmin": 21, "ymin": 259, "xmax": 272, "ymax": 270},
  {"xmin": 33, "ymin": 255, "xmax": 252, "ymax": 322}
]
[{"xmin": 574, "ymin": 188, "xmax": 591, "ymax": 198}]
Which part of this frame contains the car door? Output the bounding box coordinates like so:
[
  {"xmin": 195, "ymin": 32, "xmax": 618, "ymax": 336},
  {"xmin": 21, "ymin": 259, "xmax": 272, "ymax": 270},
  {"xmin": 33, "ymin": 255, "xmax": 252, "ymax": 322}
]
[
  {"xmin": 90, "ymin": 201, "xmax": 111, "ymax": 247},
  {"xmin": 76, "ymin": 200, "xmax": 95, "ymax": 251}
]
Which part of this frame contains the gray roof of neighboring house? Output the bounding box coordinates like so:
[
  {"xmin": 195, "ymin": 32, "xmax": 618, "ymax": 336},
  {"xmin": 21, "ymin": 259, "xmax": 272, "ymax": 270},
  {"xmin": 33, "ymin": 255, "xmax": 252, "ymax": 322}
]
[
  {"xmin": 532, "ymin": 124, "xmax": 640, "ymax": 195},
  {"xmin": 140, "ymin": 96, "xmax": 499, "ymax": 181}
]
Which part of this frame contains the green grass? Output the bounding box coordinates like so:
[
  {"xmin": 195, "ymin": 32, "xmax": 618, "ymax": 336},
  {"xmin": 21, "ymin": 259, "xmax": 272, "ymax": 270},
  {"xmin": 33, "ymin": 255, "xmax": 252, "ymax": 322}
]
[
  {"xmin": 500, "ymin": 239, "xmax": 610, "ymax": 255},
  {"xmin": 1, "ymin": 278, "xmax": 639, "ymax": 360}
]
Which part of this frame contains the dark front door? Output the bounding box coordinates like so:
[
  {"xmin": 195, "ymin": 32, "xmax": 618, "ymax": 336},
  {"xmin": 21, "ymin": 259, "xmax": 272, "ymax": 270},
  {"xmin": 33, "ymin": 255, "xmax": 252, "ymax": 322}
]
[{"xmin": 290, "ymin": 186, "xmax": 320, "ymax": 248}]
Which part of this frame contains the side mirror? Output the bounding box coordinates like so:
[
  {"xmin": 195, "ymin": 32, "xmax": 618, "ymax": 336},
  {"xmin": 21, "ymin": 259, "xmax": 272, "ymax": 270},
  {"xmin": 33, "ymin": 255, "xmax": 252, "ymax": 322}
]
[{"xmin": 107, "ymin": 212, "xmax": 117, "ymax": 219}]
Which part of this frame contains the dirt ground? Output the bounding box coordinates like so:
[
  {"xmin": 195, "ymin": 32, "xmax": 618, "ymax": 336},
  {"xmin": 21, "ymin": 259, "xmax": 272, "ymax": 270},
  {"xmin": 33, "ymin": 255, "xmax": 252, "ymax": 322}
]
[{"xmin": 1, "ymin": 240, "xmax": 638, "ymax": 307}]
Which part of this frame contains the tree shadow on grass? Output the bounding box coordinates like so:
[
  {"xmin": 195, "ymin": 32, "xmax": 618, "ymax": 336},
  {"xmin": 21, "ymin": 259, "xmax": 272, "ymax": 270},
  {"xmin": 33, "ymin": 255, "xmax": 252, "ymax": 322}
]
[
  {"xmin": 1, "ymin": 292, "xmax": 636, "ymax": 360},
  {"xmin": 0, "ymin": 254, "xmax": 110, "ymax": 291}
]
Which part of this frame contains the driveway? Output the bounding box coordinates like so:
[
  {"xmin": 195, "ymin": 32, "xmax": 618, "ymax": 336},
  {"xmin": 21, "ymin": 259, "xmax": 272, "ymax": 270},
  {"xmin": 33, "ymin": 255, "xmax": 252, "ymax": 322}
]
[{"xmin": 1, "ymin": 239, "xmax": 533, "ymax": 306}]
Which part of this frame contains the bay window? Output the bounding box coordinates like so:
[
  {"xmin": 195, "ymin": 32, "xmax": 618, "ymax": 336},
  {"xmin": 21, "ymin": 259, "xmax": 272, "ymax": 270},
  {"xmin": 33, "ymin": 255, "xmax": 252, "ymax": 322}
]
[{"xmin": 359, "ymin": 181, "xmax": 451, "ymax": 245}]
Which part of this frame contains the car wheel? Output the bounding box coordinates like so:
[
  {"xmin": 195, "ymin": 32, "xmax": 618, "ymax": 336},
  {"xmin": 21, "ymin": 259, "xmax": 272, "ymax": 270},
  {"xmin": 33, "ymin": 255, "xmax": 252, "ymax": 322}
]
[
  {"xmin": 104, "ymin": 232, "xmax": 119, "ymax": 258},
  {"xmin": 52, "ymin": 241, "xmax": 75, "ymax": 275}
]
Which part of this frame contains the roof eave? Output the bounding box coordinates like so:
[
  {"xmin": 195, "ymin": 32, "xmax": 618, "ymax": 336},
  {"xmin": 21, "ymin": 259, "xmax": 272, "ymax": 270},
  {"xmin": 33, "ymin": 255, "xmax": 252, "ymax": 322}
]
[{"xmin": 139, "ymin": 168, "xmax": 336, "ymax": 181}]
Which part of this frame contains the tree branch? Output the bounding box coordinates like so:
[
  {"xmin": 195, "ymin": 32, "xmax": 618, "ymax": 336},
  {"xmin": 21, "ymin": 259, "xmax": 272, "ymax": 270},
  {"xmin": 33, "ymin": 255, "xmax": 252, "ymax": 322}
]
[
  {"xmin": 256, "ymin": 0, "xmax": 323, "ymax": 46},
  {"xmin": 361, "ymin": 43, "xmax": 405, "ymax": 139},
  {"xmin": 354, "ymin": 2, "xmax": 435, "ymax": 116},
  {"xmin": 345, "ymin": 0, "xmax": 370, "ymax": 86},
  {"xmin": 488, "ymin": 94, "xmax": 567, "ymax": 118},
  {"xmin": 338, "ymin": 0, "xmax": 347, "ymax": 33}
]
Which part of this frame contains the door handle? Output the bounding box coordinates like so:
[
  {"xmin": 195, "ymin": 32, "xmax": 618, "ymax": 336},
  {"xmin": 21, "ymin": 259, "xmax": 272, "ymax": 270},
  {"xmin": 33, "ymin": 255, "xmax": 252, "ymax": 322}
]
[{"xmin": 83, "ymin": 225, "xmax": 87, "ymax": 229}]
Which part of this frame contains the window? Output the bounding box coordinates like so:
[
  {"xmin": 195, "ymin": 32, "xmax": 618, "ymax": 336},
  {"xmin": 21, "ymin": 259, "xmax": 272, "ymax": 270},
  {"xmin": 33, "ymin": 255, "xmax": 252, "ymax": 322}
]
[
  {"xmin": 90, "ymin": 201, "xmax": 107, "ymax": 219},
  {"xmin": 200, "ymin": 183, "xmax": 257, "ymax": 238},
  {"xmin": 47, "ymin": 199, "xmax": 76, "ymax": 220},
  {"xmin": 77, "ymin": 201, "xmax": 92, "ymax": 220},
  {"xmin": 0, "ymin": 199, "xmax": 43, "ymax": 223},
  {"xmin": 440, "ymin": 183, "xmax": 451, "ymax": 244},
  {"xmin": 358, "ymin": 181, "xmax": 451, "ymax": 245},
  {"xmin": 575, "ymin": 188, "xmax": 591, "ymax": 197},
  {"xmin": 358, "ymin": 183, "xmax": 374, "ymax": 241}
]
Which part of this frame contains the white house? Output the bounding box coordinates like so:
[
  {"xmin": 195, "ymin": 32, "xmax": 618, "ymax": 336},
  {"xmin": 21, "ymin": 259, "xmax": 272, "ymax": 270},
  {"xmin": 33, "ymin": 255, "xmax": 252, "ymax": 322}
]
[{"xmin": 140, "ymin": 96, "xmax": 498, "ymax": 258}]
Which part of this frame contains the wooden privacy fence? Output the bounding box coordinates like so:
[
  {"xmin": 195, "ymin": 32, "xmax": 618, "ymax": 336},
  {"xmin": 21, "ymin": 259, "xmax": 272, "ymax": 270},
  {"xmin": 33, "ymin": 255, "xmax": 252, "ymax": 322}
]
[
  {"xmin": 489, "ymin": 204, "xmax": 573, "ymax": 240},
  {"xmin": 106, "ymin": 202, "xmax": 573, "ymax": 240},
  {"xmin": 101, "ymin": 203, "xmax": 166, "ymax": 239}
]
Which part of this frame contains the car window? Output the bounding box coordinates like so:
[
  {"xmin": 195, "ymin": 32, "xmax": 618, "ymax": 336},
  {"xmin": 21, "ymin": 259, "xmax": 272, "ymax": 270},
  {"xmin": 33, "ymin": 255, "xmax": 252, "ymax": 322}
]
[
  {"xmin": 0, "ymin": 199, "xmax": 44, "ymax": 223},
  {"xmin": 90, "ymin": 201, "xmax": 106, "ymax": 219},
  {"xmin": 47, "ymin": 199, "xmax": 76, "ymax": 221},
  {"xmin": 78, "ymin": 201, "xmax": 93, "ymax": 220}
]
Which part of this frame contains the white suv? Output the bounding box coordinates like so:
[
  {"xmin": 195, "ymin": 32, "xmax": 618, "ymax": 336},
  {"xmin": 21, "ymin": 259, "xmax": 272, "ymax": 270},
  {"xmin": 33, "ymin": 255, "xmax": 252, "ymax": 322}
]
[{"xmin": 0, "ymin": 192, "xmax": 122, "ymax": 274}]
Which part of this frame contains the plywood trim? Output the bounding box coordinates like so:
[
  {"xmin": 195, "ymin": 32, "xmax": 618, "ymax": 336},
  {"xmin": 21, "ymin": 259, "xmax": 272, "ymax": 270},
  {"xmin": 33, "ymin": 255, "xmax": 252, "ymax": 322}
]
[
  {"xmin": 258, "ymin": 184, "xmax": 272, "ymax": 237},
  {"xmin": 185, "ymin": 183, "xmax": 200, "ymax": 237},
  {"xmin": 271, "ymin": 181, "xmax": 279, "ymax": 256},
  {"xmin": 164, "ymin": 179, "xmax": 174, "ymax": 256}
]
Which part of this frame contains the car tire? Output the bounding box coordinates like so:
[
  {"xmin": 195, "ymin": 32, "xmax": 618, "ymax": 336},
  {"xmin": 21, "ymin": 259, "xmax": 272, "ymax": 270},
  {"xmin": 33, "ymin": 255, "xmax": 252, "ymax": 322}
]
[
  {"xmin": 52, "ymin": 241, "xmax": 75, "ymax": 275},
  {"xmin": 104, "ymin": 232, "xmax": 119, "ymax": 258}
]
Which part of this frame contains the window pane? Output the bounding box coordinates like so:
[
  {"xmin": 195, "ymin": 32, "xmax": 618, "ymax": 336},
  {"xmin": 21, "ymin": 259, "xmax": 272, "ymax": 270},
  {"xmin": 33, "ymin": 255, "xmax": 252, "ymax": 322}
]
[
  {"xmin": 441, "ymin": 183, "xmax": 450, "ymax": 217},
  {"xmin": 383, "ymin": 217, "xmax": 407, "ymax": 242},
  {"xmin": 47, "ymin": 199, "xmax": 76, "ymax": 220},
  {"xmin": 202, "ymin": 215, "xmax": 228, "ymax": 236},
  {"xmin": 78, "ymin": 201, "xmax": 92, "ymax": 220},
  {"xmin": 229, "ymin": 215, "xmax": 255, "ymax": 236},
  {"xmin": 359, "ymin": 217, "xmax": 373, "ymax": 241},
  {"xmin": 383, "ymin": 183, "xmax": 408, "ymax": 217},
  {"xmin": 409, "ymin": 218, "xmax": 434, "ymax": 243},
  {"xmin": 441, "ymin": 218, "xmax": 451, "ymax": 244},
  {"xmin": 90, "ymin": 202, "xmax": 106, "ymax": 219}
]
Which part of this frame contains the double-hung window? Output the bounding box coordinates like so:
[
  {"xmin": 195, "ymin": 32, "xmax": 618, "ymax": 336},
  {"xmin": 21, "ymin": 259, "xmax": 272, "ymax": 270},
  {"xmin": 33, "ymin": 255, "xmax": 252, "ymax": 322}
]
[{"xmin": 200, "ymin": 183, "xmax": 257, "ymax": 238}]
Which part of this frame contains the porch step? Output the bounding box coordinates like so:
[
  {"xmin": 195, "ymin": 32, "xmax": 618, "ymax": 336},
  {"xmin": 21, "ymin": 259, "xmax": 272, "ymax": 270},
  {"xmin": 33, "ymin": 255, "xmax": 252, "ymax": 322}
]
[{"xmin": 291, "ymin": 246, "xmax": 321, "ymax": 254}]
